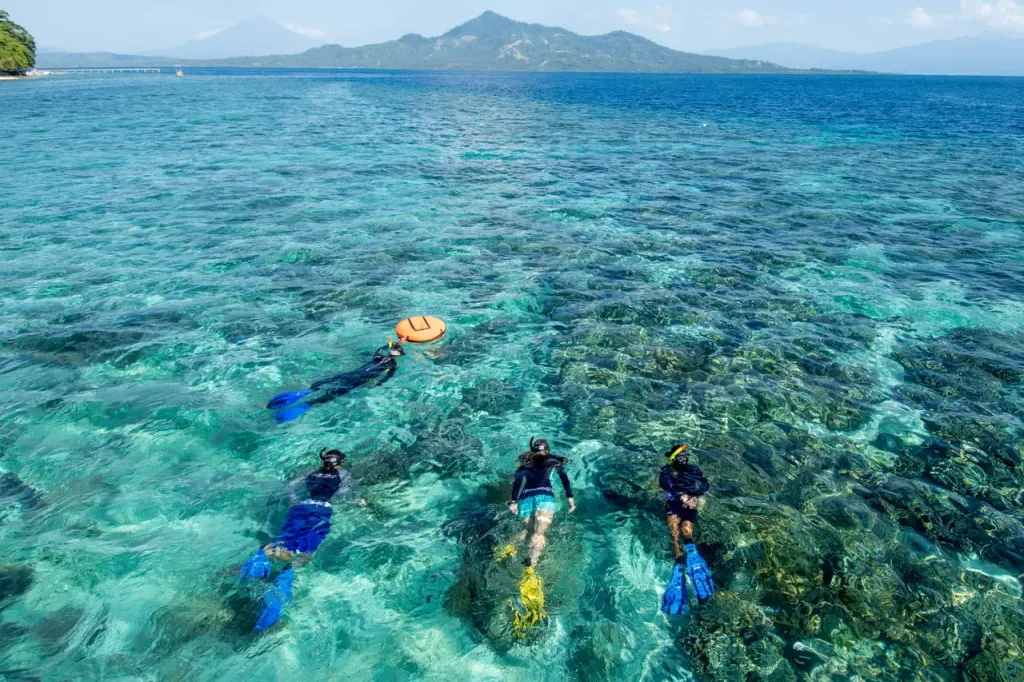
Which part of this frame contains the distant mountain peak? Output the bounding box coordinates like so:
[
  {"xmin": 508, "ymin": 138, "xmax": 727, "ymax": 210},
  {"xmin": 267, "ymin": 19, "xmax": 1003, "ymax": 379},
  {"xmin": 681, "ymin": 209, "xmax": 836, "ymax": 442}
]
[
  {"xmin": 443, "ymin": 11, "xmax": 528, "ymax": 38},
  {"xmin": 398, "ymin": 33, "xmax": 428, "ymax": 45},
  {"xmin": 154, "ymin": 17, "xmax": 322, "ymax": 59}
]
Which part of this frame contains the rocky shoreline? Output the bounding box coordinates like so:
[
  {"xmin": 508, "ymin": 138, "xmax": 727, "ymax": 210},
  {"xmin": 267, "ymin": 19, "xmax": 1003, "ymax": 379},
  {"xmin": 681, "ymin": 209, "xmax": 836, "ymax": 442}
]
[{"xmin": 0, "ymin": 69, "xmax": 50, "ymax": 80}]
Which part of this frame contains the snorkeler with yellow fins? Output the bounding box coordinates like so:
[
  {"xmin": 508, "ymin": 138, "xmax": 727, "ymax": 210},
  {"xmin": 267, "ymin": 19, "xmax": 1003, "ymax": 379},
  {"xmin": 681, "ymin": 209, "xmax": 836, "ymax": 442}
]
[{"xmin": 497, "ymin": 438, "xmax": 575, "ymax": 636}]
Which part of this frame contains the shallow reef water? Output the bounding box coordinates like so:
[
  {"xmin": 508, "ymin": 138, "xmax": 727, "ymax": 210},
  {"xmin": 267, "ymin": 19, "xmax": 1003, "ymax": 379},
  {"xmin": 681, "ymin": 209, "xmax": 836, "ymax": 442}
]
[{"xmin": 1, "ymin": 69, "xmax": 1023, "ymax": 681}]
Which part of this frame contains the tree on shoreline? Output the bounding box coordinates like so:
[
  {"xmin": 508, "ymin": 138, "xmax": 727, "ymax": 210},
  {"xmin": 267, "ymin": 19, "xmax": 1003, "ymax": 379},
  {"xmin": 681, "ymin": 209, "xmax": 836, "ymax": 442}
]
[{"xmin": 0, "ymin": 10, "xmax": 36, "ymax": 74}]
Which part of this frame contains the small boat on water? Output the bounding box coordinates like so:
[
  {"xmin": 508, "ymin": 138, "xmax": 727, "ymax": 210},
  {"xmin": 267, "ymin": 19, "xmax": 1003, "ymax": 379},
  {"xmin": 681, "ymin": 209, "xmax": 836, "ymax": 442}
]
[{"xmin": 175, "ymin": 65, "xmax": 184, "ymax": 78}]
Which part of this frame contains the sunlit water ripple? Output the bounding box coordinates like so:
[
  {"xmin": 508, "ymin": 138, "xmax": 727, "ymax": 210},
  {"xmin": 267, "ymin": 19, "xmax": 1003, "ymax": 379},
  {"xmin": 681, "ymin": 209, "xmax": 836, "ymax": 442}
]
[{"xmin": 1, "ymin": 69, "xmax": 1023, "ymax": 681}]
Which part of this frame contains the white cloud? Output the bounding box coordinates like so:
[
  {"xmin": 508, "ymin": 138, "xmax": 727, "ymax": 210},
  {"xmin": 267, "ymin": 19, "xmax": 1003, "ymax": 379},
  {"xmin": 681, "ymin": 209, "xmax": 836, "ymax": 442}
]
[
  {"xmin": 193, "ymin": 29, "xmax": 222, "ymax": 40},
  {"xmin": 283, "ymin": 23, "xmax": 327, "ymax": 39},
  {"xmin": 905, "ymin": 6, "xmax": 955, "ymax": 28},
  {"xmin": 616, "ymin": 6, "xmax": 672, "ymax": 33},
  {"xmin": 733, "ymin": 9, "xmax": 778, "ymax": 28},
  {"xmin": 960, "ymin": 0, "xmax": 1024, "ymax": 29},
  {"xmin": 617, "ymin": 8, "xmax": 640, "ymax": 23},
  {"xmin": 906, "ymin": 6, "xmax": 939, "ymax": 27}
]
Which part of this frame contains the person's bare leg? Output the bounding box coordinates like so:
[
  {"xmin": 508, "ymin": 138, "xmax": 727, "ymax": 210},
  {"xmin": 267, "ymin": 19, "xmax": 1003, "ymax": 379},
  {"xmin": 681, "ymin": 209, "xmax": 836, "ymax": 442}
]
[
  {"xmin": 265, "ymin": 544, "xmax": 296, "ymax": 562},
  {"xmin": 528, "ymin": 511, "xmax": 554, "ymax": 566},
  {"xmin": 516, "ymin": 516, "xmax": 530, "ymax": 546},
  {"xmin": 681, "ymin": 520, "xmax": 695, "ymax": 544},
  {"xmin": 668, "ymin": 515, "xmax": 683, "ymax": 561}
]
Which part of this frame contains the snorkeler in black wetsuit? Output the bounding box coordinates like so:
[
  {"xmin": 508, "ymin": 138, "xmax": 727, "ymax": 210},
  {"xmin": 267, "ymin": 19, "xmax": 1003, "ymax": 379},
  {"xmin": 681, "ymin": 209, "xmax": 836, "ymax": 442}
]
[
  {"xmin": 266, "ymin": 340, "xmax": 405, "ymax": 423},
  {"xmin": 659, "ymin": 444, "xmax": 710, "ymax": 560},
  {"xmin": 659, "ymin": 444, "xmax": 715, "ymax": 614}
]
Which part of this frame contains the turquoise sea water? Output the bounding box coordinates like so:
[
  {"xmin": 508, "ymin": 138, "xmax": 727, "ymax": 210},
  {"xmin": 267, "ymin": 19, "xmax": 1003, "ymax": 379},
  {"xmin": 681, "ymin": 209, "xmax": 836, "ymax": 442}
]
[{"xmin": 1, "ymin": 69, "xmax": 1023, "ymax": 681}]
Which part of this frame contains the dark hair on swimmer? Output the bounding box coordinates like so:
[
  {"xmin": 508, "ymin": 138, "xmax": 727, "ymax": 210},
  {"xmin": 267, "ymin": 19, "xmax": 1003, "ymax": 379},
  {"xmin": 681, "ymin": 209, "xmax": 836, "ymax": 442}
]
[
  {"xmin": 665, "ymin": 443, "xmax": 689, "ymax": 466},
  {"xmin": 530, "ymin": 437, "xmax": 550, "ymax": 454},
  {"xmin": 319, "ymin": 448, "xmax": 345, "ymax": 467}
]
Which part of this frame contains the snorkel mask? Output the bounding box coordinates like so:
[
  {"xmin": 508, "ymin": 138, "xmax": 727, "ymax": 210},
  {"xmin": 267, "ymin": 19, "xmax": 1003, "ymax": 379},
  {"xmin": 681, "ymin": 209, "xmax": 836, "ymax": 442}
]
[
  {"xmin": 387, "ymin": 337, "xmax": 405, "ymax": 357},
  {"xmin": 319, "ymin": 448, "xmax": 345, "ymax": 468},
  {"xmin": 666, "ymin": 443, "xmax": 689, "ymax": 466}
]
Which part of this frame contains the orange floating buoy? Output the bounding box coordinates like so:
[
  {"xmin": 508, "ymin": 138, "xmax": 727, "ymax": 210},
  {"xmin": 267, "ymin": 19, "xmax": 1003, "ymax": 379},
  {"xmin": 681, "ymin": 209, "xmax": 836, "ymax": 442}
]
[{"xmin": 395, "ymin": 316, "xmax": 447, "ymax": 343}]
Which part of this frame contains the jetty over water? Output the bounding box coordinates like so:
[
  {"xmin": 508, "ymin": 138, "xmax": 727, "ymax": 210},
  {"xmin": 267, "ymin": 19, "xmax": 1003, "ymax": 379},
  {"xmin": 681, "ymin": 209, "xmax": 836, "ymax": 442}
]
[{"xmin": 49, "ymin": 68, "xmax": 162, "ymax": 76}]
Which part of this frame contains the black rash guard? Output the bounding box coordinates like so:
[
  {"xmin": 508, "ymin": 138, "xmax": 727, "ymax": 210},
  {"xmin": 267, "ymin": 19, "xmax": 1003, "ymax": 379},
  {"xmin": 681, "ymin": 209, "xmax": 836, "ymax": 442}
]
[
  {"xmin": 294, "ymin": 468, "xmax": 353, "ymax": 503},
  {"xmin": 512, "ymin": 456, "xmax": 574, "ymax": 502},
  {"xmin": 306, "ymin": 346, "xmax": 400, "ymax": 405},
  {"xmin": 659, "ymin": 464, "xmax": 710, "ymax": 498}
]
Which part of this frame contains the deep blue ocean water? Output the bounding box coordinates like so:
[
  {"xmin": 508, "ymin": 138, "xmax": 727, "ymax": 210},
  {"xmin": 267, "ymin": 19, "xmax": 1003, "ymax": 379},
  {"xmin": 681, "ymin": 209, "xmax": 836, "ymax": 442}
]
[{"xmin": 1, "ymin": 69, "xmax": 1023, "ymax": 681}]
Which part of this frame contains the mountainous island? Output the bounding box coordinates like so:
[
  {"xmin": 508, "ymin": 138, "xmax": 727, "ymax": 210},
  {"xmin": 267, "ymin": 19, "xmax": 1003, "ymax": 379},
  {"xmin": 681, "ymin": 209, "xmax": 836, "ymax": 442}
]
[
  {"xmin": 156, "ymin": 17, "xmax": 323, "ymax": 60},
  {"xmin": 0, "ymin": 10, "xmax": 36, "ymax": 75},
  {"xmin": 37, "ymin": 12, "xmax": 789, "ymax": 74},
  {"xmin": 709, "ymin": 33, "xmax": 1024, "ymax": 77}
]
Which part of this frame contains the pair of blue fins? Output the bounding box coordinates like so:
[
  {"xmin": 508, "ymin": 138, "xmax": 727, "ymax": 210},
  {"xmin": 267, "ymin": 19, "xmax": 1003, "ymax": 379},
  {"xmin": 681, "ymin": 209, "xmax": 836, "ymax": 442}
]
[
  {"xmin": 238, "ymin": 550, "xmax": 295, "ymax": 632},
  {"xmin": 661, "ymin": 543, "xmax": 715, "ymax": 615}
]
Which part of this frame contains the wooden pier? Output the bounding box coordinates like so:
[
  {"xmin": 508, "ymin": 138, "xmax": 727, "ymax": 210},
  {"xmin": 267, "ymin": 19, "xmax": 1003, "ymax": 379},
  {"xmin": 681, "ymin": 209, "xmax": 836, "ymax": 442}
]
[{"xmin": 49, "ymin": 68, "xmax": 162, "ymax": 76}]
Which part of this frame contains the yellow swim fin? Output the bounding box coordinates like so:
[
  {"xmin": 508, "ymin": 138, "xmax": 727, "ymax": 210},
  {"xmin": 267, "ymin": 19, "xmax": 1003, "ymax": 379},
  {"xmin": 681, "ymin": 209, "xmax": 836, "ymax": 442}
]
[
  {"xmin": 494, "ymin": 544, "xmax": 517, "ymax": 563},
  {"xmin": 510, "ymin": 566, "xmax": 546, "ymax": 638}
]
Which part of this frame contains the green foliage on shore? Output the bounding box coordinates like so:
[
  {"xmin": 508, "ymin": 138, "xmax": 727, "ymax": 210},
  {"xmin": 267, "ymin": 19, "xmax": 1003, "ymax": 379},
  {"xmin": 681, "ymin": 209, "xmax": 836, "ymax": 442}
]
[{"xmin": 0, "ymin": 9, "xmax": 35, "ymax": 73}]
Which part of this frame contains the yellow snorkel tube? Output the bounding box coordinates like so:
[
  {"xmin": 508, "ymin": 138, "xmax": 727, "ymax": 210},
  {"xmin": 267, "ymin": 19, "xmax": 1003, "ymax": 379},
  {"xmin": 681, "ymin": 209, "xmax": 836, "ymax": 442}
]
[{"xmin": 666, "ymin": 443, "xmax": 688, "ymax": 463}]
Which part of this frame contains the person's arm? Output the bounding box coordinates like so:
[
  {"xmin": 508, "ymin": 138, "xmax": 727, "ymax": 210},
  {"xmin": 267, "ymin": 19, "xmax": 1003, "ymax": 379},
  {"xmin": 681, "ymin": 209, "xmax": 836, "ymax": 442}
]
[
  {"xmin": 374, "ymin": 363, "xmax": 398, "ymax": 387},
  {"xmin": 676, "ymin": 466, "xmax": 709, "ymax": 509},
  {"xmin": 511, "ymin": 468, "xmax": 526, "ymax": 502},
  {"xmin": 556, "ymin": 465, "xmax": 576, "ymax": 512},
  {"xmin": 334, "ymin": 470, "xmax": 367, "ymax": 506},
  {"xmin": 336, "ymin": 470, "xmax": 354, "ymax": 498},
  {"xmin": 556, "ymin": 466, "xmax": 573, "ymax": 499},
  {"xmin": 685, "ymin": 466, "xmax": 710, "ymax": 497},
  {"xmin": 659, "ymin": 466, "xmax": 677, "ymax": 494},
  {"xmin": 508, "ymin": 468, "xmax": 527, "ymax": 514},
  {"xmin": 284, "ymin": 473, "xmax": 310, "ymax": 504}
]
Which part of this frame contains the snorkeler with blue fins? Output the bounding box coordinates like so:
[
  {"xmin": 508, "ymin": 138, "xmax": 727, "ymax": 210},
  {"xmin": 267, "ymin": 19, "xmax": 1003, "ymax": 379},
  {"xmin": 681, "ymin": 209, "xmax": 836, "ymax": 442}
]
[
  {"xmin": 267, "ymin": 339, "xmax": 405, "ymax": 423},
  {"xmin": 659, "ymin": 444, "xmax": 715, "ymax": 615},
  {"xmin": 238, "ymin": 448, "xmax": 358, "ymax": 631}
]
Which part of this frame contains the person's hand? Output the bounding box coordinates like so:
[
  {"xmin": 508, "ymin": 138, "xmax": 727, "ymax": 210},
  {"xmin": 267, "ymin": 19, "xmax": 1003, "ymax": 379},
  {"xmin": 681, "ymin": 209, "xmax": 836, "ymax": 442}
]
[
  {"xmin": 568, "ymin": 498, "xmax": 577, "ymax": 513},
  {"xmin": 508, "ymin": 502, "xmax": 518, "ymax": 515},
  {"xmin": 358, "ymin": 498, "xmax": 368, "ymax": 507},
  {"xmin": 679, "ymin": 494, "xmax": 699, "ymax": 510}
]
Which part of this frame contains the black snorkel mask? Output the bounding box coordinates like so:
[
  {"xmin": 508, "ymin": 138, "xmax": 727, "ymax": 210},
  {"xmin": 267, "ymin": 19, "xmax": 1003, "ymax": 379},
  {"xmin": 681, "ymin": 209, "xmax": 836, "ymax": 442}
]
[
  {"xmin": 319, "ymin": 448, "xmax": 345, "ymax": 468},
  {"xmin": 528, "ymin": 437, "xmax": 569, "ymax": 466}
]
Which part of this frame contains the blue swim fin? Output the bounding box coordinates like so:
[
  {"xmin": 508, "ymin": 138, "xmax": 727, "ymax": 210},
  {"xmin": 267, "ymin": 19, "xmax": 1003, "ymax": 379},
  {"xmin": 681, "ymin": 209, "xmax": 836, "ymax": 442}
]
[
  {"xmin": 661, "ymin": 561, "xmax": 688, "ymax": 615},
  {"xmin": 255, "ymin": 566, "xmax": 294, "ymax": 632},
  {"xmin": 239, "ymin": 549, "xmax": 271, "ymax": 581},
  {"xmin": 272, "ymin": 402, "xmax": 312, "ymax": 424},
  {"xmin": 267, "ymin": 390, "xmax": 312, "ymax": 410},
  {"xmin": 686, "ymin": 544, "xmax": 715, "ymax": 601}
]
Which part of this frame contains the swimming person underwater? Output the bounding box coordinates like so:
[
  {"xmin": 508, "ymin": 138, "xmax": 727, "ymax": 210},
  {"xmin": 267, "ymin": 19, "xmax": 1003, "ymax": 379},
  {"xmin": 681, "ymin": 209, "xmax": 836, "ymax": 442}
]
[
  {"xmin": 238, "ymin": 448, "xmax": 359, "ymax": 631},
  {"xmin": 501, "ymin": 438, "xmax": 575, "ymax": 638},
  {"xmin": 659, "ymin": 443, "xmax": 715, "ymax": 615},
  {"xmin": 267, "ymin": 339, "xmax": 406, "ymax": 423},
  {"xmin": 507, "ymin": 438, "xmax": 576, "ymax": 567}
]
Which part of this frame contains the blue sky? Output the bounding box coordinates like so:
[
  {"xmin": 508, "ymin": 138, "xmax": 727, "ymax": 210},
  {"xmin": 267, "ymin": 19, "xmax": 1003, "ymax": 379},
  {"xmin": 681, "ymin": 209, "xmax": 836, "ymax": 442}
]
[{"xmin": 8, "ymin": 0, "xmax": 1024, "ymax": 54}]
